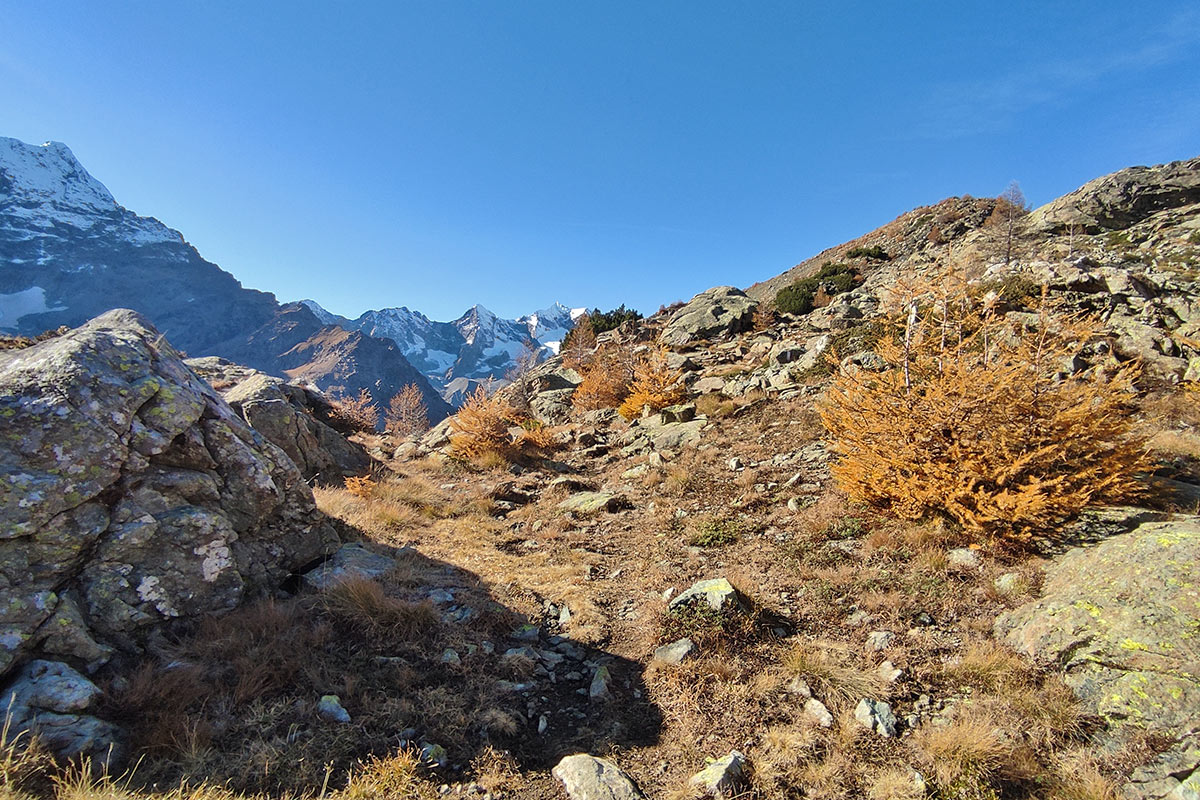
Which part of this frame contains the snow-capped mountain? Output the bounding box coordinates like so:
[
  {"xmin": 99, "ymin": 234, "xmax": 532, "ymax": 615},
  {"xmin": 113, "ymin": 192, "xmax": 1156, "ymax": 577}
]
[
  {"xmin": 0, "ymin": 136, "xmax": 451, "ymax": 423},
  {"xmin": 300, "ymin": 300, "xmax": 584, "ymax": 400},
  {"xmin": 518, "ymin": 302, "xmax": 587, "ymax": 353}
]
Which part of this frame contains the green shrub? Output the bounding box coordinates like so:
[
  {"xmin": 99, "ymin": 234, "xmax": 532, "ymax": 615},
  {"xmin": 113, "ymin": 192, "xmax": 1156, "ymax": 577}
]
[
  {"xmin": 775, "ymin": 282, "xmax": 817, "ymax": 315},
  {"xmin": 586, "ymin": 304, "xmax": 643, "ymax": 334},
  {"xmin": 846, "ymin": 245, "xmax": 890, "ymax": 260},
  {"xmin": 774, "ymin": 262, "xmax": 858, "ymax": 316}
]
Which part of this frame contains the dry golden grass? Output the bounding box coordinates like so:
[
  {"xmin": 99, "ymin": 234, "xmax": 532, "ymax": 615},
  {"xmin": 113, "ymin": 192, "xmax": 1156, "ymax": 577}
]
[
  {"xmin": 338, "ymin": 749, "xmax": 428, "ymax": 800},
  {"xmin": 780, "ymin": 640, "xmax": 887, "ymax": 708},
  {"xmin": 693, "ymin": 393, "xmax": 740, "ymax": 419},
  {"xmin": 323, "ymin": 577, "xmax": 439, "ymax": 638},
  {"xmin": 866, "ymin": 767, "xmax": 926, "ymax": 800}
]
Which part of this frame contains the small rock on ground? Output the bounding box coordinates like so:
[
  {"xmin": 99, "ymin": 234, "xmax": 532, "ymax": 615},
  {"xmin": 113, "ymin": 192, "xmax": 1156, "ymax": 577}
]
[{"xmin": 552, "ymin": 754, "xmax": 645, "ymax": 800}]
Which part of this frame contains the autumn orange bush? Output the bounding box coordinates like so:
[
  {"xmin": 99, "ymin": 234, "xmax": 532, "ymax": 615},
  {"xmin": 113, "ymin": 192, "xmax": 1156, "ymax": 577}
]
[
  {"xmin": 571, "ymin": 345, "xmax": 636, "ymax": 411},
  {"xmin": 618, "ymin": 350, "xmax": 686, "ymax": 419},
  {"xmin": 328, "ymin": 388, "xmax": 379, "ymax": 433},
  {"xmin": 449, "ymin": 384, "xmax": 520, "ymax": 461},
  {"xmin": 818, "ymin": 272, "xmax": 1149, "ymax": 544}
]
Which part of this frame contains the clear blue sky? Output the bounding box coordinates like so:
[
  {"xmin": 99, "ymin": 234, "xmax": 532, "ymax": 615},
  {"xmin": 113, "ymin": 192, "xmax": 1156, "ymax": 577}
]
[{"xmin": 3, "ymin": 2, "xmax": 1198, "ymax": 321}]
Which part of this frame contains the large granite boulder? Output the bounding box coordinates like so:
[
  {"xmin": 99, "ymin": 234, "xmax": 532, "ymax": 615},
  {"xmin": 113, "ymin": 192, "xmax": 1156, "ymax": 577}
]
[
  {"xmin": 660, "ymin": 287, "xmax": 758, "ymax": 346},
  {"xmin": 1029, "ymin": 156, "xmax": 1200, "ymax": 233},
  {"xmin": 995, "ymin": 516, "xmax": 1200, "ymax": 800},
  {"xmin": 0, "ymin": 309, "xmax": 339, "ymax": 681},
  {"xmin": 186, "ymin": 357, "xmax": 371, "ymax": 483}
]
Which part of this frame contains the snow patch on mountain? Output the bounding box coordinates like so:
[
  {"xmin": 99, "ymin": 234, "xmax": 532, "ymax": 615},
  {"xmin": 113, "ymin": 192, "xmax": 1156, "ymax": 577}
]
[
  {"xmin": 0, "ymin": 286, "xmax": 66, "ymax": 331},
  {"xmin": 298, "ymin": 299, "xmax": 347, "ymax": 326}
]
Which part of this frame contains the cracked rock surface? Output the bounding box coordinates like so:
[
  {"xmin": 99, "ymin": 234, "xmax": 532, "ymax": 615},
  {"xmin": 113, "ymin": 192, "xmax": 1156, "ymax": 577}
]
[
  {"xmin": 996, "ymin": 516, "xmax": 1200, "ymax": 800},
  {"xmin": 0, "ymin": 309, "xmax": 339, "ymax": 677}
]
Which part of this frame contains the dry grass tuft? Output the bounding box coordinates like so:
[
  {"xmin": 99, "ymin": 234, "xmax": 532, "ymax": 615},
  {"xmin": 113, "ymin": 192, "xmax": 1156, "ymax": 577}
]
[
  {"xmin": 781, "ymin": 640, "xmax": 887, "ymax": 708},
  {"xmin": 323, "ymin": 577, "xmax": 439, "ymax": 639}
]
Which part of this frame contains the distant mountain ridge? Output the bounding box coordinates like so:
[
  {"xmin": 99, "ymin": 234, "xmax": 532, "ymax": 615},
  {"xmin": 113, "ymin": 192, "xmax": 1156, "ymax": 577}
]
[
  {"xmin": 302, "ymin": 299, "xmax": 585, "ymax": 397},
  {"xmin": 0, "ymin": 136, "xmax": 450, "ymax": 422}
]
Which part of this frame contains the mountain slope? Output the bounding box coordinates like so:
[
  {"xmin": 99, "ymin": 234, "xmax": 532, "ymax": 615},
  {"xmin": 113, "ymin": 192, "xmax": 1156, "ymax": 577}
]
[{"xmin": 0, "ymin": 136, "xmax": 449, "ymax": 423}]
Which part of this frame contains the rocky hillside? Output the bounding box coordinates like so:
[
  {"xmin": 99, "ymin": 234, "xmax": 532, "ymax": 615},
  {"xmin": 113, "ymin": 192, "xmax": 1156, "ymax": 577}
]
[{"xmin": 2, "ymin": 155, "xmax": 1199, "ymax": 800}]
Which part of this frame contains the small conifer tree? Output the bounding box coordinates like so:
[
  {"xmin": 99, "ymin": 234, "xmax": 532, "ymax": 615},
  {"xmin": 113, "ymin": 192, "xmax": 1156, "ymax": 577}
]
[
  {"xmin": 818, "ymin": 270, "xmax": 1148, "ymax": 544},
  {"xmin": 384, "ymin": 384, "xmax": 429, "ymax": 436}
]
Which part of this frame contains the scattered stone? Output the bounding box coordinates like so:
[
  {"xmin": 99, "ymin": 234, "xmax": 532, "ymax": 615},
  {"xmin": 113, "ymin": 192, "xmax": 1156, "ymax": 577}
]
[
  {"xmin": 538, "ymin": 714, "xmax": 549, "ymax": 735},
  {"xmin": 302, "ymin": 543, "xmax": 397, "ymax": 591},
  {"xmin": 728, "ymin": 457, "xmax": 743, "ymax": 471},
  {"xmin": 559, "ymin": 491, "xmax": 631, "ymax": 514},
  {"xmin": 865, "ymin": 631, "xmax": 895, "ymax": 651},
  {"xmin": 689, "ymin": 751, "xmax": 747, "ymax": 799},
  {"xmin": 317, "ymin": 694, "xmax": 351, "ymax": 723},
  {"xmin": 511, "ymin": 624, "xmax": 541, "ymax": 643},
  {"xmin": 992, "ymin": 572, "xmax": 1024, "ymax": 595},
  {"xmin": 660, "ymin": 404, "xmax": 696, "ymax": 424},
  {"xmin": 652, "ymin": 638, "xmax": 696, "ymax": 665},
  {"xmin": 2, "ymin": 660, "xmax": 121, "ymax": 765},
  {"xmin": 441, "ymin": 649, "xmax": 460, "ymax": 665},
  {"xmin": 553, "ymin": 754, "xmax": 645, "ymax": 800},
  {"xmin": 854, "ymin": 698, "xmax": 897, "ymax": 737},
  {"xmin": 878, "ymin": 660, "xmax": 903, "ymax": 683},
  {"xmin": 589, "ymin": 665, "xmax": 613, "ymax": 702},
  {"xmin": 803, "ymin": 698, "xmax": 834, "ymax": 728},
  {"xmin": 420, "ymin": 742, "xmax": 449, "ymax": 768},
  {"xmin": 668, "ymin": 578, "xmax": 747, "ymax": 615},
  {"xmin": 947, "ymin": 547, "xmax": 982, "ymax": 569},
  {"xmin": 786, "ymin": 676, "xmax": 812, "ymax": 697}
]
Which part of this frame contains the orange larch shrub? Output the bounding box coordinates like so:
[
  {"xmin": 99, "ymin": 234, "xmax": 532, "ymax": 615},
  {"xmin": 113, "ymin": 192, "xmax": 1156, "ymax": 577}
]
[
  {"xmin": 449, "ymin": 384, "xmax": 520, "ymax": 461},
  {"xmin": 328, "ymin": 388, "xmax": 379, "ymax": 434},
  {"xmin": 818, "ymin": 272, "xmax": 1149, "ymax": 545},
  {"xmin": 385, "ymin": 384, "xmax": 429, "ymax": 436},
  {"xmin": 618, "ymin": 350, "xmax": 686, "ymax": 420},
  {"xmin": 571, "ymin": 345, "xmax": 636, "ymax": 412}
]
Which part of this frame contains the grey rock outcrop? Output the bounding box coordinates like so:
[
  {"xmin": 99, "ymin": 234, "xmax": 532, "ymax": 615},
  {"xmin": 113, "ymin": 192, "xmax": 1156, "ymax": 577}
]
[
  {"xmin": 1029, "ymin": 156, "xmax": 1200, "ymax": 233},
  {"xmin": 995, "ymin": 517, "xmax": 1200, "ymax": 799},
  {"xmin": 3, "ymin": 659, "xmax": 121, "ymax": 765},
  {"xmin": 187, "ymin": 357, "xmax": 371, "ymax": 482},
  {"xmin": 660, "ymin": 287, "xmax": 758, "ymax": 346},
  {"xmin": 0, "ymin": 310, "xmax": 339, "ymax": 680}
]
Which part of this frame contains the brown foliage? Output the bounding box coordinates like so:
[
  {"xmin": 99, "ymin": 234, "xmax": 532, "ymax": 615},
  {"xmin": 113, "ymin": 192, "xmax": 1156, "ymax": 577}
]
[
  {"xmin": 571, "ymin": 344, "xmax": 637, "ymax": 411},
  {"xmin": 385, "ymin": 383, "xmax": 430, "ymax": 435},
  {"xmin": 449, "ymin": 384, "xmax": 520, "ymax": 461},
  {"xmin": 328, "ymin": 388, "xmax": 379, "ymax": 433},
  {"xmin": 344, "ymin": 475, "xmax": 376, "ymax": 499},
  {"xmin": 819, "ymin": 272, "xmax": 1149, "ymax": 544},
  {"xmin": 561, "ymin": 313, "xmax": 598, "ymax": 372},
  {"xmin": 617, "ymin": 350, "xmax": 685, "ymax": 419}
]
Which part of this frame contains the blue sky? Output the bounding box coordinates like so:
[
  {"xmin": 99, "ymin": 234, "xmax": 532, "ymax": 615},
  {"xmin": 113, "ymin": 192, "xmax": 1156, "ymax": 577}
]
[{"xmin": 3, "ymin": 2, "xmax": 1198, "ymax": 321}]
